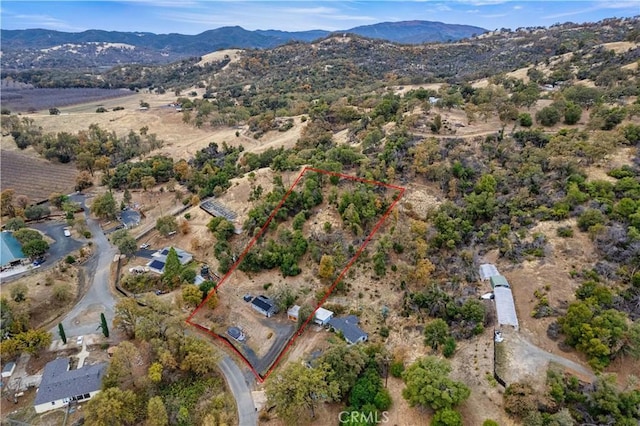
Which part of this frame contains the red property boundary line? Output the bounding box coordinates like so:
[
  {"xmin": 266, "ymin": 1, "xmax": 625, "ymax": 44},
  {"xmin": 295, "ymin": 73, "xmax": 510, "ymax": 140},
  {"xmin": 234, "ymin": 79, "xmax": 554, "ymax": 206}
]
[{"xmin": 186, "ymin": 167, "xmax": 405, "ymax": 382}]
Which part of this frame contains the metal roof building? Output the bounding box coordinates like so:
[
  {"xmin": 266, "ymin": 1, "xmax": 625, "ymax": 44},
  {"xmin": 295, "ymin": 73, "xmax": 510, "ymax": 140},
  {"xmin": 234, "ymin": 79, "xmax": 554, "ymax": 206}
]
[
  {"xmin": 494, "ymin": 286, "xmax": 519, "ymax": 330},
  {"xmin": 490, "ymin": 275, "xmax": 510, "ymax": 289},
  {"xmin": 479, "ymin": 264, "xmax": 500, "ymax": 281}
]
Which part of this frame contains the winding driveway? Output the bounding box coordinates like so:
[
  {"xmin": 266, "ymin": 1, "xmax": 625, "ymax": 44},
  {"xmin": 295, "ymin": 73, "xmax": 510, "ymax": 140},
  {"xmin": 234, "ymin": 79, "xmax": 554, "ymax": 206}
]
[{"xmin": 50, "ymin": 194, "xmax": 118, "ymax": 337}]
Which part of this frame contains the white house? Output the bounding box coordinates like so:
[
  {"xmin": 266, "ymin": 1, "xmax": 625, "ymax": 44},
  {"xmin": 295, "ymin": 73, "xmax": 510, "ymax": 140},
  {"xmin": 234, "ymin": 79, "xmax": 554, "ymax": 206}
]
[
  {"xmin": 314, "ymin": 307, "xmax": 334, "ymax": 325},
  {"xmin": 34, "ymin": 358, "xmax": 106, "ymax": 414}
]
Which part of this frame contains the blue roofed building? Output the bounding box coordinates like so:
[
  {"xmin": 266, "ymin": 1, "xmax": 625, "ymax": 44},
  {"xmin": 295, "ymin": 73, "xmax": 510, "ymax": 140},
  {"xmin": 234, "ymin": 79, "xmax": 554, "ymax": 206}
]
[{"xmin": 1, "ymin": 231, "xmax": 27, "ymax": 268}]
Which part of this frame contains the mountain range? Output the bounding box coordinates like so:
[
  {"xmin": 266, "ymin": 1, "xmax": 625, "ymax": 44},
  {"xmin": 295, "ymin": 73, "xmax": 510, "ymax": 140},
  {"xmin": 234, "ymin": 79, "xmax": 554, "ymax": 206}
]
[{"xmin": 0, "ymin": 21, "xmax": 486, "ymax": 70}]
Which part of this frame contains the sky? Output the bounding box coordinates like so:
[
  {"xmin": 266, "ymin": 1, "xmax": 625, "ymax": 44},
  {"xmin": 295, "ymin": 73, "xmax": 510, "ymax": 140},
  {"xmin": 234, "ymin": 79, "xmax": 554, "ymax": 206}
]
[{"xmin": 1, "ymin": 1, "xmax": 638, "ymax": 34}]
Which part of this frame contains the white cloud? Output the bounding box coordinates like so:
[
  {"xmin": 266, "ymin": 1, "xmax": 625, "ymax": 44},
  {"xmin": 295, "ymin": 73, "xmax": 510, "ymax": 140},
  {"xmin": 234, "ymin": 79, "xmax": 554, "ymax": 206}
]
[
  {"xmin": 513, "ymin": 5, "xmax": 523, "ymax": 10},
  {"xmin": 5, "ymin": 12, "xmax": 79, "ymax": 31},
  {"xmin": 543, "ymin": 1, "xmax": 639, "ymax": 20}
]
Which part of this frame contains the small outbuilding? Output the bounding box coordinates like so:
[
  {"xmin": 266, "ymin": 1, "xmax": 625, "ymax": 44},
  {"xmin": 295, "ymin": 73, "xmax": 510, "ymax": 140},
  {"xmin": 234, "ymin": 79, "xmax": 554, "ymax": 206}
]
[
  {"xmin": 2, "ymin": 362, "xmax": 16, "ymax": 378},
  {"xmin": 314, "ymin": 307, "xmax": 334, "ymax": 326},
  {"xmin": 479, "ymin": 264, "xmax": 500, "ymax": 281},
  {"xmin": 490, "ymin": 275, "xmax": 510, "ymax": 289},
  {"xmin": 287, "ymin": 305, "xmax": 300, "ymax": 321}
]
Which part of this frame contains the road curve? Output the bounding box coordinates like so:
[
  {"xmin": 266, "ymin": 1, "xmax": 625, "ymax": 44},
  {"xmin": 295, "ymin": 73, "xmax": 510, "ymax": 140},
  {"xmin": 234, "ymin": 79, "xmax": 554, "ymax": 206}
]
[{"xmin": 218, "ymin": 356, "xmax": 258, "ymax": 426}]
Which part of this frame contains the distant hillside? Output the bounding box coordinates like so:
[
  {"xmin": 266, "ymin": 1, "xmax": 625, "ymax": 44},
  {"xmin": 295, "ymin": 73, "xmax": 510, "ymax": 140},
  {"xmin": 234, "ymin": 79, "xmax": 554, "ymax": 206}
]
[
  {"xmin": 0, "ymin": 21, "xmax": 486, "ymax": 71},
  {"xmin": 345, "ymin": 20, "xmax": 485, "ymax": 44}
]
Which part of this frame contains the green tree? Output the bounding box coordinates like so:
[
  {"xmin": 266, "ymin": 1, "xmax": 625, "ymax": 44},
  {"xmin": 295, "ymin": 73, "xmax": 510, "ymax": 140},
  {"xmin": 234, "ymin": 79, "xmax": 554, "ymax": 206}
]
[
  {"xmin": 58, "ymin": 323, "xmax": 67, "ymax": 344},
  {"xmin": 99, "ymin": 312, "xmax": 109, "ymax": 338},
  {"xmin": 85, "ymin": 387, "xmax": 137, "ymax": 426},
  {"xmin": 22, "ymin": 239, "xmax": 49, "ymax": 258},
  {"xmin": 141, "ymin": 175, "xmax": 156, "ymax": 191},
  {"xmin": 147, "ymin": 362, "xmax": 163, "ymax": 384},
  {"xmin": 113, "ymin": 298, "xmax": 141, "ymax": 339},
  {"xmin": 147, "ymin": 396, "xmax": 168, "ymax": 426},
  {"xmin": 181, "ymin": 284, "xmax": 203, "ymax": 308},
  {"xmin": 564, "ymin": 101, "xmax": 582, "ymax": 125},
  {"xmin": 111, "ymin": 229, "xmax": 137, "ymax": 257},
  {"xmin": 318, "ymin": 254, "xmax": 335, "ymax": 280},
  {"xmin": 402, "ymin": 356, "xmax": 470, "ymax": 411},
  {"xmin": 5, "ymin": 217, "xmax": 25, "ymax": 230},
  {"xmin": 91, "ymin": 191, "xmax": 117, "ymax": 219},
  {"xmin": 536, "ymin": 106, "xmax": 561, "ymax": 126},
  {"xmin": 14, "ymin": 329, "xmax": 52, "ymax": 357},
  {"xmin": 424, "ymin": 319, "xmax": 450, "ymax": 351},
  {"xmin": 320, "ymin": 344, "xmax": 368, "ymax": 399},
  {"xmin": 155, "ymin": 215, "xmax": 178, "ymax": 237},
  {"xmin": 577, "ymin": 209, "xmax": 605, "ymax": 231},
  {"xmin": 431, "ymin": 408, "xmax": 463, "ymax": 426},
  {"xmin": 162, "ymin": 247, "xmax": 182, "ymax": 288},
  {"xmin": 179, "ymin": 336, "xmax": 220, "ymax": 376},
  {"xmin": 266, "ymin": 362, "xmax": 340, "ymax": 423},
  {"xmin": 24, "ymin": 205, "xmax": 50, "ymax": 220},
  {"xmin": 123, "ymin": 188, "xmax": 132, "ymax": 206}
]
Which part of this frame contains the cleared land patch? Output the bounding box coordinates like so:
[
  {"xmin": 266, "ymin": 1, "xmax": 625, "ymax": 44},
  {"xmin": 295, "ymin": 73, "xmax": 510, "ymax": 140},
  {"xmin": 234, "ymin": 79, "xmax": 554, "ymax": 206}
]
[{"xmin": 188, "ymin": 167, "xmax": 404, "ymax": 380}]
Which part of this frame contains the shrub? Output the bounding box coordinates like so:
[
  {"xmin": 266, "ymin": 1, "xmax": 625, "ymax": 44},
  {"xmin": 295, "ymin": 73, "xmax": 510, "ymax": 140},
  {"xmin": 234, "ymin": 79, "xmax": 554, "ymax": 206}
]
[
  {"xmin": 65, "ymin": 255, "xmax": 76, "ymax": 264},
  {"xmin": 577, "ymin": 209, "xmax": 605, "ymax": 231},
  {"xmin": 518, "ymin": 113, "xmax": 533, "ymax": 127},
  {"xmin": 390, "ymin": 360, "xmax": 405, "ymax": 378},
  {"xmin": 96, "ymin": 107, "xmax": 108, "ymax": 113},
  {"xmin": 556, "ymin": 226, "xmax": 574, "ymax": 238},
  {"xmin": 536, "ymin": 106, "xmax": 561, "ymax": 126},
  {"xmin": 443, "ymin": 337, "xmax": 457, "ymax": 358}
]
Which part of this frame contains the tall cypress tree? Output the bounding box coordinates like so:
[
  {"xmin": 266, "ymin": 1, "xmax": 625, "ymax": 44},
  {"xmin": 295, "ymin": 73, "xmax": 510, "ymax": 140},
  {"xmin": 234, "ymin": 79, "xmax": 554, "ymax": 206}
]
[
  {"xmin": 99, "ymin": 313, "xmax": 109, "ymax": 338},
  {"xmin": 58, "ymin": 323, "xmax": 67, "ymax": 344}
]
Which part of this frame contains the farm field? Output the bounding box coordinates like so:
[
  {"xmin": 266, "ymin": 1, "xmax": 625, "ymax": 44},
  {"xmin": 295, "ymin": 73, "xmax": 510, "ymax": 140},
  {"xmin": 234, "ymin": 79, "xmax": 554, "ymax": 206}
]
[
  {"xmin": 0, "ymin": 86, "xmax": 134, "ymax": 112},
  {"xmin": 0, "ymin": 149, "xmax": 78, "ymax": 202}
]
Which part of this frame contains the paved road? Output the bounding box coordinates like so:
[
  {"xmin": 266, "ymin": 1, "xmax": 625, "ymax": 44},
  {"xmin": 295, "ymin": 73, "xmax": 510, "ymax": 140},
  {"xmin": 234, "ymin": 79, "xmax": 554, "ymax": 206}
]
[
  {"xmin": 50, "ymin": 194, "xmax": 118, "ymax": 337},
  {"xmin": 218, "ymin": 356, "xmax": 258, "ymax": 426}
]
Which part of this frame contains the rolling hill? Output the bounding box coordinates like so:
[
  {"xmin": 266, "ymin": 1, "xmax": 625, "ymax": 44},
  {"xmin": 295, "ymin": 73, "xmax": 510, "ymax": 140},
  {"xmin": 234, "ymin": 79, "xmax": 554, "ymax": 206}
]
[{"xmin": 0, "ymin": 21, "xmax": 486, "ymax": 71}]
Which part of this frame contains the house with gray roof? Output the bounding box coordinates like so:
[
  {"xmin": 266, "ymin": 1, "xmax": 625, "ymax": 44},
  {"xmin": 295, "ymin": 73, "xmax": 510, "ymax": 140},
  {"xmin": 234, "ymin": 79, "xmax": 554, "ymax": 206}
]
[
  {"xmin": 34, "ymin": 358, "xmax": 106, "ymax": 414},
  {"xmin": 328, "ymin": 315, "xmax": 368, "ymax": 344}
]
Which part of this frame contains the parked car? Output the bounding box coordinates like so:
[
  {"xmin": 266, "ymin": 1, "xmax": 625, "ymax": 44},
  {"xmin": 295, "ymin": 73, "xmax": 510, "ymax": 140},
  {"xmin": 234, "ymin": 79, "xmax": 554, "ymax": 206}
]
[
  {"xmin": 76, "ymin": 336, "xmax": 84, "ymax": 346},
  {"xmin": 140, "ymin": 243, "xmax": 150, "ymax": 249},
  {"xmin": 63, "ymin": 229, "xmax": 71, "ymax": 237}
]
